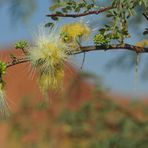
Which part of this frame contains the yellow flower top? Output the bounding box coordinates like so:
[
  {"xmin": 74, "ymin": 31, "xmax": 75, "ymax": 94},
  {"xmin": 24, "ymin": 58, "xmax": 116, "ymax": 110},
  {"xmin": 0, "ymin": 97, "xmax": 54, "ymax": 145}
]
[
  {"xmin": 42, "ymin": 43, "xmax": 66, "ymax": 65},
  {"xmin": 60, "ymin": 22, "xmax": 91, "ymax": 42},
  {"xmin": 136, "ymin": 40, "xmax": 148, "ymax": 48},
  {"xmin": 28, "ymin": 27, "xmax": 68, "ymax": 92}
]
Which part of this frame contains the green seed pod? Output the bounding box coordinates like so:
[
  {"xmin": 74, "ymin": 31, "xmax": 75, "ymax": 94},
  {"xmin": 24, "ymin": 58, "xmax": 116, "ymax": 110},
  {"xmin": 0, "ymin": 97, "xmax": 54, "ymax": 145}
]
[
  {"xmin": 94, "ymin": 34, "xmax": 110, "ymax": 45},
  {"xmin": 15, "ymin": 40, "xmax": 28, "ymax": 49},
  {"xmin": 0, "ymin": 61, "xmax": 6, "ymax": 75}
]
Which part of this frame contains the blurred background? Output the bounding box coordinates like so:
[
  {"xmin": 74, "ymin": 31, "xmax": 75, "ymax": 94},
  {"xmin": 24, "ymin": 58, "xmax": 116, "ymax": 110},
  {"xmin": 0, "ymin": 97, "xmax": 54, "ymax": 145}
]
[{"xmin": 0, "ymin": 0, "xmax": 148, "ymax": 147}]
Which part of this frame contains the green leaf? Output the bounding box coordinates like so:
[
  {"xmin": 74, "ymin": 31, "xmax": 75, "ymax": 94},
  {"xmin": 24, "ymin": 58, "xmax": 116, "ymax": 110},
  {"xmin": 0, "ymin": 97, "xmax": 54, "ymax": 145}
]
[
  {"xmin": 44, "ymin": 22, "xmax": 54, "ymax": 28},
  {"xmin": 49, "ymin": 2, "xmax": 66, "ymax": 12},
  {"xmin": 143, "ymin": 28, "xmax": 148, "ymax": 35},
  {"xmin": 66, "ymin": 6, "xmax": 72, "ymax": 10},
  {"xmin": 75, "ymin": 7, "xmax": 81, "ymax": 12},
  {"xmin": 55, "ymin": 11, "xmax": 63, "ymax": 15},
  {"xmin": 62, "ymin": 8, "xmax": 68, "ymax": 13},
  {"xmin": 51, "ymin": 16, "xmax": 59, "ymax": 21}
]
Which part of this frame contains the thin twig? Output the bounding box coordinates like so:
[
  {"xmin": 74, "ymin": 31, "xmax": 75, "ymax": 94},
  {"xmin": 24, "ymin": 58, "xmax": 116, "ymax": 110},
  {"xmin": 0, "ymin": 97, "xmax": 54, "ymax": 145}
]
[
  {"xmin": 46, "ymin": 6, "xmax": 113, "ymax": 18},
  {"xmin": 143, "ymin": 13, "xmax": 148, "ymax": 21},
  {"xmin": 80, "ymin": 52, "xmax": 86, "ymax": 69},
  {"xmin": 6, "ymin": 57, "xmax": 30, "ymax": 68}
]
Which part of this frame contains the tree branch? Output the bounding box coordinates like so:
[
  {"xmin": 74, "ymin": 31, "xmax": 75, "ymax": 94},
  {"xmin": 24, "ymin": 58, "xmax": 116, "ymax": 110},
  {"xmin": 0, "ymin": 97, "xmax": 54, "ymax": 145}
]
[
  {"xmin": 77, "ymin": 43, "xmax": 148, "ymax": 54},
  {"xmin": 6, "ymin": 43, "xmax": 148, "ymax": 69},
  {"xmin": 46, "ymin": 6, "xmax": 113, "ymax": 18},
  {"xmin": 6, "ymin": 57, "xmax": 30, "ymax": 68}
]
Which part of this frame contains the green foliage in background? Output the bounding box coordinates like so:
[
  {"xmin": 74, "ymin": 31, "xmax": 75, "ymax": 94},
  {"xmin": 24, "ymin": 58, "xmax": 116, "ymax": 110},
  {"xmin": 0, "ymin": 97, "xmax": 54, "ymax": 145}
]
[
  {"xmin": 59, "ymin": 98, "xmax": 148, "ymax": 148},
  {"xmin": 4, "ymin": 74, "xmax": 148, "ymax": 147}
]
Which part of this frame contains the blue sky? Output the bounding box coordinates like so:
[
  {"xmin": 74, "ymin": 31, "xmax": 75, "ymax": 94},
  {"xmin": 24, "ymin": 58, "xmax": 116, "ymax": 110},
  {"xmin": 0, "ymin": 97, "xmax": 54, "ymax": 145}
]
[{"xmin": 0, "ymin": 0, "xmax": 148, "ymax": 97}]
